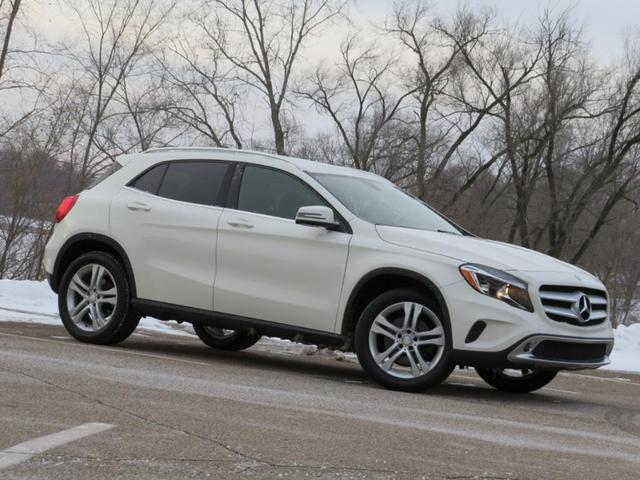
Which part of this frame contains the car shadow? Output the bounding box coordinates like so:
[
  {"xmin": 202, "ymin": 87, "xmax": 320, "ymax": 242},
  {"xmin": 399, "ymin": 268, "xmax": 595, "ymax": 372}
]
[
  {"xmin": 118, "ymin": 333, "xmax": 597, "ymax": 407},
  {"xmin": 120, "ymin": 334, "xmax": 368, "ymax": 381}
]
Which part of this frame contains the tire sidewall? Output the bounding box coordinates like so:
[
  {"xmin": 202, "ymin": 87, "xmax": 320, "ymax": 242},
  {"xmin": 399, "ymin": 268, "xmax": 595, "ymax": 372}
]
[
  {"xmin": 475, "ymin": 367, "xmax": 558, "ymax": 393},
  {"xmin": 59, "ymin": 252, "xmax": 131, "ymax": 343},
  {"xmin": 193, "ymin": 324, "xmax": 261, "ymax": 351},
  {"xmin": 355, "ymin": 288, "xmax": 454, "ymax": 392}
]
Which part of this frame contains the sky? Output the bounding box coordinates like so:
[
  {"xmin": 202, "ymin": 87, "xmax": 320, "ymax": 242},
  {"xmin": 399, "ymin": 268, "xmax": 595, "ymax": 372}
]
[
  {"xmin": 30, "ymin": 0, "xmax": 640, "ymax": 63},
  {"xmin": 446, "ymin": 0, "xmax": 639, "ymax": 61},
  {"xmin": 349, "ymin": 0, "xmax": 639, "ymax": 62},
  {"xmin": 294, "ymin": 0, "xmax": 640, "ymax": 136},
  {"xmin": 20, "ymin": 0, "xmax": 640, "ymax": 140}
]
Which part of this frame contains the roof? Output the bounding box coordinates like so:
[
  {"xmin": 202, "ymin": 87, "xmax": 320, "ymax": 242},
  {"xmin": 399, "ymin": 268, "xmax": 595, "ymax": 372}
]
[{"xmin": 137, "ymin": 146, "xmax": 387, "ymax": 182}]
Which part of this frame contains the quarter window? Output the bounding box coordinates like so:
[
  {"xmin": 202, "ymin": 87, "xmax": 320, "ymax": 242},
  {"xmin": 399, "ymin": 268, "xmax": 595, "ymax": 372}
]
[
  {"xmin": 157, "ymin": 161, "xmax": 230, "ymax": 207},
  {"xmin": 237, "ymin": 165, "xmax": 327, "ymax": 220},
  {"xmin": 130, "ymin": 164, "xmax": 167, "ymax": 195}
]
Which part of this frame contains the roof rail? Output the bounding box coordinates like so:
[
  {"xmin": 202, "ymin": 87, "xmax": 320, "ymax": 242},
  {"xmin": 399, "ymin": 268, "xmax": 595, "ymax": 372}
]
[
  {"xmin": 142, "ymin": 146, "xmax": 235, "ymax": 154},
  {"xmin": 141, "ymin": 146, "xmax": 296, "ymax": 165}
]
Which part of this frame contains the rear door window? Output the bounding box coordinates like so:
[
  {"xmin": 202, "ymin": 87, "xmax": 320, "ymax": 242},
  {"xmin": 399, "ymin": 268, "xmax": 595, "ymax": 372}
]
[{"xmin": 157, "ymin": 161, "xmax": 230, "ymax": 207}]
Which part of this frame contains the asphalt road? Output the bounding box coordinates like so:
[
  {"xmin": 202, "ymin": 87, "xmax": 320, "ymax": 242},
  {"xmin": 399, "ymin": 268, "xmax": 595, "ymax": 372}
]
[{"xmin": 0, "ymin": 321, "xmax": 638, "ymax": 480}]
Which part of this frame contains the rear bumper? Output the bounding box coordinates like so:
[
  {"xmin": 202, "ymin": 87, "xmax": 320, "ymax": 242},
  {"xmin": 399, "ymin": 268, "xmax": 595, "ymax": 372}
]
[{"xmin": 454, "ymin": 334, "xmax": 614, "ymax": 370}]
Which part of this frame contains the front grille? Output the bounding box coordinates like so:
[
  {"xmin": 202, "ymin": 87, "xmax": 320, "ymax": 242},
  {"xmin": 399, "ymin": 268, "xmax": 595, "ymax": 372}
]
[
  {"xmin": 538, "ymin": 285, "xmax": 608, "ymax": 326},
  {"xmin": 532, "ymin": 340, "xmax": 608, "ymax": 363}
]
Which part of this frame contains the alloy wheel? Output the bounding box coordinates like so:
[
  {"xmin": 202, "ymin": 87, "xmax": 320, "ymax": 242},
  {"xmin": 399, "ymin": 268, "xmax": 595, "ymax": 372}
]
[
  {"xmin": 368, "ymin": 301, "xmax": 445, "ymax": 379},
  {"xmin": 66, "ymin": 263, "xmax": 118, "ymax": 332}
]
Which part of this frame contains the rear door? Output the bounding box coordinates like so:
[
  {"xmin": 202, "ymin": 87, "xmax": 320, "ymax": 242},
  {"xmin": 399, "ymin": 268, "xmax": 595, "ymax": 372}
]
[
  {"xmin": 110, "ymin": 160, "xmax": 233, "ymax": 310},
  {"xmin": 214, "ymin": 164, "xmax": 351, "ymax": 332}
]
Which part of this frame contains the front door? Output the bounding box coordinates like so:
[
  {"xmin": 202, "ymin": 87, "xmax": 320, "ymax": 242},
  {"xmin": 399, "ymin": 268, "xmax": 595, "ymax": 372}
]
[{"xmin": 214, "ymin": 165, "xmax": 351, "ymax": 332}]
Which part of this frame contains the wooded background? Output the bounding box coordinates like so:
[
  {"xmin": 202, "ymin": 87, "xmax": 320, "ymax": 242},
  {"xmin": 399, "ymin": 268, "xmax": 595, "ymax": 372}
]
[{"xmin": 1, "ymin": 0, "xmax": 638, "ymax": 325}]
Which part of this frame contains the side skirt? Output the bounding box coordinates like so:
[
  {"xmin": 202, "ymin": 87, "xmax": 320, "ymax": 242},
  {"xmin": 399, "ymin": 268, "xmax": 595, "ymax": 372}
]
[{"xmin": 131, "ymin": 298, "xmax": 347, "ymax": 348}]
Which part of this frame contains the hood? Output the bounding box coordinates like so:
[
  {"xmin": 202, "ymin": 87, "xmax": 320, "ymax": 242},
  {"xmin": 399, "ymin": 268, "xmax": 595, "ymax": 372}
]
[{"xmin": 376, "ymin": 226, "xmax": 589, "ymax": 275}]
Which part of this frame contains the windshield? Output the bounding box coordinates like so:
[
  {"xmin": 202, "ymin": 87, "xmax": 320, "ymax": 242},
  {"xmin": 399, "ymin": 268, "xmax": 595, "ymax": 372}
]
[{"xmin": 311, "ymin": 173, "xmax": 463, "ymax": 235}]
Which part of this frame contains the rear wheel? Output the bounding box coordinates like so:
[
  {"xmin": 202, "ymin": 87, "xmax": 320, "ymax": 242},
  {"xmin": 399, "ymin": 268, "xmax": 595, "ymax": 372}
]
[
  {"xmin": 59, "ymin": 252, "xmax": 140, "ymax": 345},
  {"xmin": 193, "ymin": 324, "xmax": 261, "ymax": 351},
  {"xmin": 475, "ymin": 367, "xmax": 558, "ymax": 393},
  {"xmin": 355, "ymin": 288, "xmax": 454, "ymax": 392}
]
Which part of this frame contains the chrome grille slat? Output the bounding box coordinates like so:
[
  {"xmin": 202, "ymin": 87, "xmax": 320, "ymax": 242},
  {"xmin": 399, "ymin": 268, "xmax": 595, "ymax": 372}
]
[
  {"xmin": 589, "ymin": 310, "xmax": 608, "ymax": 320},
  {"xmin": 538, "ymin": 285, "xmax": 608, "ymax": 326},
  {"xmin": 543, "ymin": 305, "xmax": 579, "ymax": 320},
  {"xmin": 539, "ymin": 291, "xmax": 580, "ymax": 303}
]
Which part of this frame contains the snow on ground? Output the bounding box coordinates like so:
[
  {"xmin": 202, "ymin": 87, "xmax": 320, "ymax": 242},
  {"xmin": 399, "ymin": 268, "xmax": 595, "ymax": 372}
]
[
  {"xmin": 0, "ymin": 279, "xmax": 637, "ymax": 372},
  {"xmin": 603, "ymin": 323, "xmax": 640, "ymax": 373}
]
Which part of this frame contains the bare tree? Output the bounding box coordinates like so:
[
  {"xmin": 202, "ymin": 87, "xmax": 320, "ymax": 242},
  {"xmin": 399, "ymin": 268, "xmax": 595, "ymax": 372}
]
[
  {"xmin": 561, "ymin": 35, "xmax": 640, "ymax": 263},
  {"xmin": 116, "ymin": 68, "xmax": 179, "ymax": 151},
  {"xmin": 0, "ymin": 0, "xmax": 20, "ymax": 83},
  {"xmin": 447, "ymin": 22, "xmax": 546, "ymax": 246},
  {"xmin": 0, "ymin": 0, "xmax": 38, "ymax": 139},
  {"xmin": 0, "ymin": 144, "xmax": 67, "ymax": 279},
  {"xmin": 159, "ymin": 36, "xmax": 245, "ymax": 148},
  {"xmin": 389, "ymin": 2, "xmax": 492, "ymax": 198},
  {"xmin": 65, "ymin": 0, "xmax": 175, "ymax": 185},
  {"xmin": 192, "ymin": 0, "xmax": 347, "ymax": 154},
  {"xmin": 298, "ymin": 35, "xmax": 414, "ymax": 172}
]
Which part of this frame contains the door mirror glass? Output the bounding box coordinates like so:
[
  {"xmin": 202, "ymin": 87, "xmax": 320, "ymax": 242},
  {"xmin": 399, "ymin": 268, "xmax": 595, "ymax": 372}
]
[{"xmin": 295, "ymin": 206, "xmax": 340, "ymax": 230}]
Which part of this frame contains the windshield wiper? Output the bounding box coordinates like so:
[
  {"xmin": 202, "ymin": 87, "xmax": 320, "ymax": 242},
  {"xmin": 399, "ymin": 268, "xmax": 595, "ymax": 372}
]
[{"xmin": 437, "ymin": 229, "xmax": 459, "ymax": 235}]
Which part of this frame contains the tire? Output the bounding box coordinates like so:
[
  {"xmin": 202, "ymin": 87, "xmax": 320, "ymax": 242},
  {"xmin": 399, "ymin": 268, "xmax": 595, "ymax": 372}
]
[
  {"xmin": 354, "ymin": 288, "xmax": 454, "ymax": 392},
  {"xmin": 193, "ymin": 324, "xmax": 261, "ymax": 351},
  {"xmin": 58, "ymin": 251, "xmax": 140, "ymax": 345},
  {"xmin": 475, "ymin": 367, "xmax": 558, "ymax": 393}
]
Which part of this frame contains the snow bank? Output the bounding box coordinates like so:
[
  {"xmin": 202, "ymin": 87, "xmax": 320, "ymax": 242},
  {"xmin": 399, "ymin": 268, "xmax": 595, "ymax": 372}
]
[
  {"xmin": 0, "ymin": 279, "xmax": 59, "ymax": 317},
  {"xmin": 0, "ymin": 278, "xmax": 194, "ymax": 336},
  {"xmin": 603, "ymin": 323, "xmax": 640, "ymax": 373},
  {"xmin": 0, "ymin": 279, "xmax": 637, "ymax": 373}
]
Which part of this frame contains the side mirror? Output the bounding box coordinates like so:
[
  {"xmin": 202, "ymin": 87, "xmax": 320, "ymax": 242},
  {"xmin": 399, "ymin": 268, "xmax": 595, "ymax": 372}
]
[{"xmin": 295, "ymin": 205, "xmax": 340, "ymax": 230}]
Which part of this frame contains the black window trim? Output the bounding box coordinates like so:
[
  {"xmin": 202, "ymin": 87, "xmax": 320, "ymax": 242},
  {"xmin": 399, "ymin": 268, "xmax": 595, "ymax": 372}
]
[
  {"xmin": 126, "ymin": 159, "xmax": 236, "ymax": 208},
  {"xmin": 227, "ymin": 162, "xmax": 352, "ymax": 234}
]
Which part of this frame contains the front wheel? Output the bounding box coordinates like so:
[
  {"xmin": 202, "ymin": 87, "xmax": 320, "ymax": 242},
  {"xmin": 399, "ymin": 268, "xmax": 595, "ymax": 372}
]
[
  {"xmin": 475, "ymin": 367, "xmax": 558, "ymax": 393},
  {"xmin": 355, "ymin": 288, "xmax": 454, "ymax": 392},
  {"xmin": 193, "ymin": 324, "xmax": 261, "ymax": 351}
]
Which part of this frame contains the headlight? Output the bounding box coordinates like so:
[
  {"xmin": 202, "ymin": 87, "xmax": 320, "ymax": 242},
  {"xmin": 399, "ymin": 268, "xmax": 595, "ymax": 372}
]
[{"xmin": 459, "ymin": 263, "xmax": 533, "ymax": 312}]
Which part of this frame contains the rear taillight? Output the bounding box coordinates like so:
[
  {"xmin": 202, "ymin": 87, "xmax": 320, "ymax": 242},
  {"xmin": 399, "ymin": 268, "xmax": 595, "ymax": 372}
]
[{"xmin": 54, "ymin": 194, "xmax": 79, "ymax": 223}]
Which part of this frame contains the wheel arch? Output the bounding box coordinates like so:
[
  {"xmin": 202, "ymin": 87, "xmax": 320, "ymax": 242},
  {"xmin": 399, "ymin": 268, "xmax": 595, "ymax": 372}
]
[
  {"xmin": 51, "ymin": 233, "xmax": 136, "ymax": 297},
  {"xmin": 340, "ymin": 268, "xmax": 451, "ymax": 341}
]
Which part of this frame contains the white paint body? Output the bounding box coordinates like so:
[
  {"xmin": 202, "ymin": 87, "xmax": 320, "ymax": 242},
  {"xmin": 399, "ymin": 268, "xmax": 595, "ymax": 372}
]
[{"xmin": 44, "ymin": 148, "xmax": 614, "ymax": 353}]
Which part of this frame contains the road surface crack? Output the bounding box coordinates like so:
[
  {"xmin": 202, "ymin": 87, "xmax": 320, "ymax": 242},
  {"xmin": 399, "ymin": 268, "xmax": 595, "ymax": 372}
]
[
  {"xmin": 0, "ymin": 365, "xmax": 421, "ymax": 477},
  {"xmin": 0, "ymin": 365, "xmax": 267, "ymax": 467}
]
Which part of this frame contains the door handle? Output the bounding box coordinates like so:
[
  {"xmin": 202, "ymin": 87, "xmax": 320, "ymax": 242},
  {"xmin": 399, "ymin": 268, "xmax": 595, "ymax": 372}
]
[
  {"xmin": 127, "ymin": 201, "xmax": 151, "ymax": 212},
  {"xmin": 227, "ymin": 218, "xmax": 254, "ymax": 229}
]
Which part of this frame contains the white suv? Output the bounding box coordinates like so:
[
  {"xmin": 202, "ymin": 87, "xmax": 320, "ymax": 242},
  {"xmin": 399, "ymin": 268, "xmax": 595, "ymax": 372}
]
[{"xmin": 44, "ymin": 147, "xmax": 614, "ymax": 393}]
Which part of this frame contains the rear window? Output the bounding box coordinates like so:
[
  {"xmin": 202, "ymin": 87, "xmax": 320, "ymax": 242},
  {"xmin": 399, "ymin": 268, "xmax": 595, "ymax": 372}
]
[
  {"xmin": 87, "ymin": 161, "xmax": 122, "ymax": 189},
  {"xmin": 157, "ymin": 161, "xmax": 230, "ymax": 207}
]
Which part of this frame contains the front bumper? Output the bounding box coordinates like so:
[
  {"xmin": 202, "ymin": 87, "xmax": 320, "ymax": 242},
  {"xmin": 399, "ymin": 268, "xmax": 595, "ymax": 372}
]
[
  {"xmin": 506, "ymin": 334, "xmax": 613, "ymax": 369},
  {"xmin": 441, "ymin": 272, "xmax": 614, "ymax": 353},
  {"xmin": 454, "ymin": 334, "xmax": 614, "ymax": 370},
  {"xmin": 444, "ymin": 273, "xmax": 615, "ymax": 370}
]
